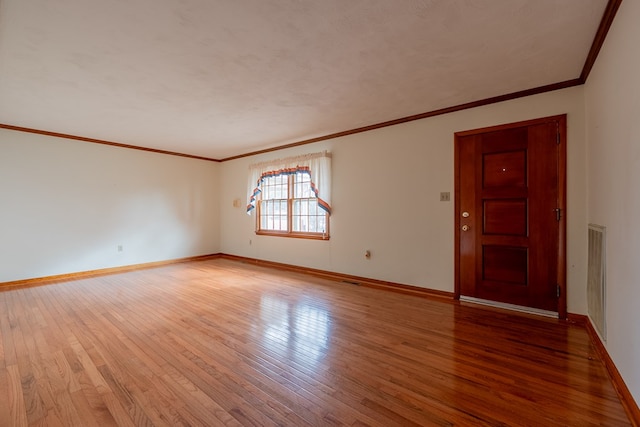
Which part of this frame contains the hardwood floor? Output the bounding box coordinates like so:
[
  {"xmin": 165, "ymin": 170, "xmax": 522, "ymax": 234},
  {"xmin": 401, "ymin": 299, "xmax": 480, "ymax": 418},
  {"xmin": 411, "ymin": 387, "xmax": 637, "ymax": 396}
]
[{"xmin": 0, "ymin": 258, "xmax": 631, "ymax": 426}]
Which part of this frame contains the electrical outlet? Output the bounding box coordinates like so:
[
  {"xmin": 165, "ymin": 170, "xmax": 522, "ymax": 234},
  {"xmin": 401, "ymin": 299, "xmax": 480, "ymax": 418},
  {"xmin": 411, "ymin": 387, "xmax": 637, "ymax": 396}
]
[
  {"xmin": 117, "ymin": 245, "xmax": 123, "ymax": 252},
  {"xmin": 440, "ymin": 192, "xmax": 450, "ymax": 202}
]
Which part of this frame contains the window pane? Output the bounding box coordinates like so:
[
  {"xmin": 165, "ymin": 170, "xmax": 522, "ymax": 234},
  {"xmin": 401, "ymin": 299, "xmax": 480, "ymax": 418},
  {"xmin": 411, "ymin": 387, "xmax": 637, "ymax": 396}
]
[
  {"xmin": 318, "ymin": 215, "xmax": 326, "ymax": 233},
  {"xmin": 260, "ymin": 198, "xmax": 288, "ymax": 231},
  {"xmin": 292, "ymin": 212, "xmax": 299, "ymax": 231},
  {"xmin": 292, "ymin": 197, "xmax": 326, "ymax": 233},
  {"xmin": 263, "ymin": 179, "xmax": 271, "ymax": 200},
  {"xmin": 292, "ymin": 198, "xmax": 304, "ymax": 232},
  {"xmin": 294, "ymin": 172, "xmax": 312, "ymax": 198},
  {"xmin": 262, "ymin": 174, "xmax": 288, "ymax": 201}
]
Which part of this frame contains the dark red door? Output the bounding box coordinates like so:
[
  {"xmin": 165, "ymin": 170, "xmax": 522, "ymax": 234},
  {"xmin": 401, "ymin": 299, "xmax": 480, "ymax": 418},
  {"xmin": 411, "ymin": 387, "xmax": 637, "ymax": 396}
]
[{"xmin": 455, "ymin": 116, "xmax": 566, "ymax": 316}]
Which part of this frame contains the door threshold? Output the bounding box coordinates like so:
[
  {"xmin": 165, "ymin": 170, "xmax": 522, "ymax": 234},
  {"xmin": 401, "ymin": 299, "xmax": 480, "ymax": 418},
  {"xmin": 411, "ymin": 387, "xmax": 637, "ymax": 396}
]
[{"xmin": 459, "ymin": 296, "xmax": 558, "ymax": 318}]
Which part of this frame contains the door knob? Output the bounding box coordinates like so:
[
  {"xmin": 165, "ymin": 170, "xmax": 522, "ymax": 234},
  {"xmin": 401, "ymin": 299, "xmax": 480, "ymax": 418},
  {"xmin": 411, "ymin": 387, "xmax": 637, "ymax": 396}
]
[
  {"xmin": 462, "ymin": 225, "xmax": 470, "ymax": 232},
  {"xmin": 462, "ymin": 212, "xmax": 470, "ymax": 218}
]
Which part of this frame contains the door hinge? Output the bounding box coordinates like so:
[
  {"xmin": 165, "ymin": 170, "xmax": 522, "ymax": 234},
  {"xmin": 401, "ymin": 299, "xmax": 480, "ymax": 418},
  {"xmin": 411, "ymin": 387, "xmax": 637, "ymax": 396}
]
[
  {"xmin": 554, "ymin": 208, "xmax": 562, "ymax": 221},
  {"xmin": 557, "ymin": 284, "xmax": 561, "ymax": 298}
]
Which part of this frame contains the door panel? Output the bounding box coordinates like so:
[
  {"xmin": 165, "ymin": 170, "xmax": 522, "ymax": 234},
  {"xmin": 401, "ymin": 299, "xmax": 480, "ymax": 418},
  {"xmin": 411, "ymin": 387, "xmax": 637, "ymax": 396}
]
[
  {"xmin": 483, "ymin": 199, "xmax": 527, "ymax": 235},
  {"xmin": 455, "ymin": 116, "xmax": 566, "ymax": 315},
  {"xmin": 483, "ymin": 151, "xmax": 526, "ymax": 188},
  {"xmin": 483, "ymin": 246, "xmax": 528, "ymax": 284}
]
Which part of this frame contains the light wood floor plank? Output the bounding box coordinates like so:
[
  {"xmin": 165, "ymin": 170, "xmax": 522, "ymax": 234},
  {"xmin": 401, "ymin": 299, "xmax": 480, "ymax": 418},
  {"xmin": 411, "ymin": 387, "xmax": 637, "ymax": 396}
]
[
  {"xmin": 0, "ymin": 258, "xmax": 633, "ymax": 426},
  {"xmin": 7, "ymin": 364, "xmax": 28, "ymax": 427}
]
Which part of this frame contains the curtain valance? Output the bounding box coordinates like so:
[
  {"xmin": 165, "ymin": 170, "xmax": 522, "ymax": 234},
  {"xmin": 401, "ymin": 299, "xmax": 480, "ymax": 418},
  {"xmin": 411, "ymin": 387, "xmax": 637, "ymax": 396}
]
[{"xmin": 247, "ymin": 151, "xmax": 332, "ymax": 215}]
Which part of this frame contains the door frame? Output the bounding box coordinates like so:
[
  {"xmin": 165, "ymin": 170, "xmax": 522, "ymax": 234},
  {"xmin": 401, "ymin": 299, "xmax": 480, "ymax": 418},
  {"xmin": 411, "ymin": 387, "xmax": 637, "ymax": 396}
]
[{"xmin": 454, "ymin": 115, "xmax": 567, "ymax": 319}]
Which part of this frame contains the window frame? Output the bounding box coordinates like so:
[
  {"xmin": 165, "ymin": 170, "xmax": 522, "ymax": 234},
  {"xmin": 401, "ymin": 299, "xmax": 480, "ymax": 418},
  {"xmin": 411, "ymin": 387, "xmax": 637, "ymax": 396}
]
[{"xmin": 255, "ymin": 172, "xmax": 330, "ymax": 240}]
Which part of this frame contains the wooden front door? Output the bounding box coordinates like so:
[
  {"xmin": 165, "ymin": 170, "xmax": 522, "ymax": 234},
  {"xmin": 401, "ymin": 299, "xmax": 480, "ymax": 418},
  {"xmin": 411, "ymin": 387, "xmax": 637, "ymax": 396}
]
[{"xmin": 455, "ymin": 115, "xmax": 566, "ymax": 317}]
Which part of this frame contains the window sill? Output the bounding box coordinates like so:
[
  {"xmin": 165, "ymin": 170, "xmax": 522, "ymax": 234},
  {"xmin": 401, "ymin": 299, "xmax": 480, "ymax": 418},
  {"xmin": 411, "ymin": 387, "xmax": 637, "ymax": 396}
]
[{"xmin": 255, "ymin": 230, "xmax": 330, "ymax": 240}]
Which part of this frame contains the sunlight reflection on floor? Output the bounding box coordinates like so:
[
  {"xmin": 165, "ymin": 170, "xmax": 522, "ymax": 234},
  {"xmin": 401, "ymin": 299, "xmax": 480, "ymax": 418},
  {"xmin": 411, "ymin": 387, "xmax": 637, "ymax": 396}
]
[{"xmin": 260, "ymin": 294, "xmax": 331, "ymax": 369}]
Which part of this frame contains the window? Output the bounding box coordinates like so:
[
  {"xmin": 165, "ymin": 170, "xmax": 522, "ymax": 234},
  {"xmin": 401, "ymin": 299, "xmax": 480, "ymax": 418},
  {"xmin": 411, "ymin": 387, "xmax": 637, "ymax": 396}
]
[
  {"xmin": 257, "ymin": 171, "xmax": 328, "ymax": 239},
  {"xmin": 247, "ymin": 151, "xmax": 332, "ymax": 240}
]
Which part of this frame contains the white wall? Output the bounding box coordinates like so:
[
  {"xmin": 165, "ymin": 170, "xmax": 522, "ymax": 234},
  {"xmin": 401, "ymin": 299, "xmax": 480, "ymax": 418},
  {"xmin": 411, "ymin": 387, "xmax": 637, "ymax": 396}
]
[
  {"xmin": 0, "ymin": 128, "xmax": 220, "ymax": 282},
  {"xmin": 585, "ymin": 0, "xmax": 640, "ymax": 404},
  {"xmin": 221, "ymin": 86, "xmax": 588, "ymax": 314}
]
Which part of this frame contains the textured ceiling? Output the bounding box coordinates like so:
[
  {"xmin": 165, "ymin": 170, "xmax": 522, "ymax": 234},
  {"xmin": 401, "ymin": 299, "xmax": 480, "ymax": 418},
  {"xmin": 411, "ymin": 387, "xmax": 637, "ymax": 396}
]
[{"xmin": 0, "ymin": 0, "xmax": 608, "ymax": 159}]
